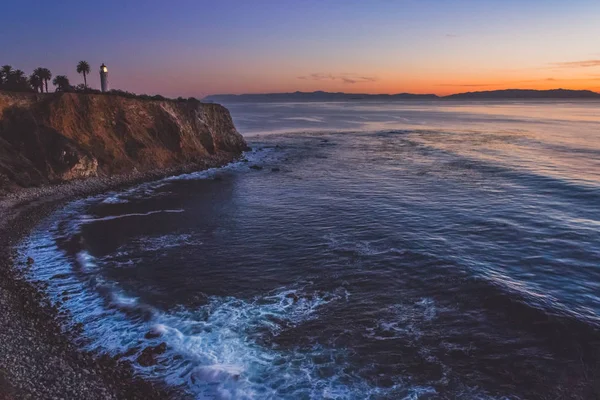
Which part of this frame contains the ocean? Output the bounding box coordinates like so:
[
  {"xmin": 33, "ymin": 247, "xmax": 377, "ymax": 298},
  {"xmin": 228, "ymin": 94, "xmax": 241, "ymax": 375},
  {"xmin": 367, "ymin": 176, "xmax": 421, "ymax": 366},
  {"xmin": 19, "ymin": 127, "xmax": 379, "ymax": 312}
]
[{"xmin": 19, "ymin": 100, "xmax": 600, "ymax": 399}]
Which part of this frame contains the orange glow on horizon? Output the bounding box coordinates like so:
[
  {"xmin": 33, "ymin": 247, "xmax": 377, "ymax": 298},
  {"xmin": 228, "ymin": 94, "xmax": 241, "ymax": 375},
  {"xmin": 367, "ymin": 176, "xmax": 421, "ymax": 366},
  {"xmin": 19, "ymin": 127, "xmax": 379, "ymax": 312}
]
[{"xmin": 108, "ymin": 62, "xmax": 600, "ymax": 98}]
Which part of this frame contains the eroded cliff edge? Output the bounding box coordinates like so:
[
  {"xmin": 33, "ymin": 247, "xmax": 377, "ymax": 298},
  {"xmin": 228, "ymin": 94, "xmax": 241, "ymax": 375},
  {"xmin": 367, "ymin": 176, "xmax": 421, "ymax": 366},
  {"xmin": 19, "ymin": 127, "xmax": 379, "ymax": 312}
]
[{"xmin": 0, "ymin": 91, "xmax": 247, "ymax": 192}]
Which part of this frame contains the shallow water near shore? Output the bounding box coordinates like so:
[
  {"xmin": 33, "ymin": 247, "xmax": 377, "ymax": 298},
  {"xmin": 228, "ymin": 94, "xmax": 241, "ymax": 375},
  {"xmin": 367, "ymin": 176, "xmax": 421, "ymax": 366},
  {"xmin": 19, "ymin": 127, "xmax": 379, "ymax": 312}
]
[{"xmin": 19, "ymin": 100, "xmax": 600, "ymax": 399}]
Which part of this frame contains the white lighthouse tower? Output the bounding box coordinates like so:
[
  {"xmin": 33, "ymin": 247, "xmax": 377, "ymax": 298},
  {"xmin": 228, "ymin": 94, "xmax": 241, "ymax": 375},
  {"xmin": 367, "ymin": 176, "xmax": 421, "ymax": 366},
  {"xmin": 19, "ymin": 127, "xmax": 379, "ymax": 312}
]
[{"xmin": 100, "ymin": 63, "xmax": 109, "ymax": 92}]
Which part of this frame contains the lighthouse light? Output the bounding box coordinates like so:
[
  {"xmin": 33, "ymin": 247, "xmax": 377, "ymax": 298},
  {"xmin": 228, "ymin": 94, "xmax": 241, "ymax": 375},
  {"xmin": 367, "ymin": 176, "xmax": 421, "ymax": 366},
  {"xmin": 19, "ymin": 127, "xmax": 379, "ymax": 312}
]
[{"xmin": 100, "ymin": 64, "xmax": 109, "ymax": 92}]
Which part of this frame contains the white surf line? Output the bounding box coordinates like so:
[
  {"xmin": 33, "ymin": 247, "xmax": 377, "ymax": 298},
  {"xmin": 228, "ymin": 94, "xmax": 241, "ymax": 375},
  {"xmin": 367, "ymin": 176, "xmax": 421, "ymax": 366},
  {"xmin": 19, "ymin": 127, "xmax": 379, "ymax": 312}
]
[{"xmin": 80, "ymin": 209, "xmax": 185, "ymax": 223}]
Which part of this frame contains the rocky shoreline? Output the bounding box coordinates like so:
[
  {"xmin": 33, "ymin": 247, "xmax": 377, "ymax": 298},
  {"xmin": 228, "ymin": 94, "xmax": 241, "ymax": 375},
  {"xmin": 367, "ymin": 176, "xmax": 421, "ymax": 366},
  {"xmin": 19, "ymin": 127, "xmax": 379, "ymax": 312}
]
[{"xmin": 0, "ymin": 157, "xmax": 239, "ymax": 399}]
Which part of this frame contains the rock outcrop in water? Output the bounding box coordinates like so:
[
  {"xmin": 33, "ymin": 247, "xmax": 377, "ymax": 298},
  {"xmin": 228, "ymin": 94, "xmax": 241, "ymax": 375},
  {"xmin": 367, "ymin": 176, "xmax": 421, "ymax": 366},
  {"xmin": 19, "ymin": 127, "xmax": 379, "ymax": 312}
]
[{"xmin": 0, "ymin": 91, "xmax": 247, "ymax": 191}]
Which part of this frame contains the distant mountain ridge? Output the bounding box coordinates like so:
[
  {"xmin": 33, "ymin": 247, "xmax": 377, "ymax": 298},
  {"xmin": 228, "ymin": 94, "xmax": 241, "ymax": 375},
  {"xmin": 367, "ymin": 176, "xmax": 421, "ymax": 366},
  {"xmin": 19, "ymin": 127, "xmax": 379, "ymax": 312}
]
[
  {"xmin": 203, "ymin": 89, "xmax": 600, "ymax": 103},
  {"xmin": 445, "ymin": 89, "xmax": 600, "ymax": 100}
]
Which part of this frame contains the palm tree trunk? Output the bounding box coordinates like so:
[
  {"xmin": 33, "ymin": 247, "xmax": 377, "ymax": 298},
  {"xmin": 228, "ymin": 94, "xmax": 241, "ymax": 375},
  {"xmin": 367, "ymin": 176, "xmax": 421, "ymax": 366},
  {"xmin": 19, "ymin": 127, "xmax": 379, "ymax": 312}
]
[
  {"xmin": 83, "ymin": 72, "xmax": 87, "ymax": 89},
  {"xmin": 45, "ymin": 79, "xmax": 48, "ymax": 93}
]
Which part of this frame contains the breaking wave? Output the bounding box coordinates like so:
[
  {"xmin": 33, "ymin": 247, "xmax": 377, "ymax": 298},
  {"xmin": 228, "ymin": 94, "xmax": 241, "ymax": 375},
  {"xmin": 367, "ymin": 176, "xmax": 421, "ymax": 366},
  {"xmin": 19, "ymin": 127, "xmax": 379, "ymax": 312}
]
[{"xmin": 20, "ymin": 224, "xmax": 427, "ymax": 398}]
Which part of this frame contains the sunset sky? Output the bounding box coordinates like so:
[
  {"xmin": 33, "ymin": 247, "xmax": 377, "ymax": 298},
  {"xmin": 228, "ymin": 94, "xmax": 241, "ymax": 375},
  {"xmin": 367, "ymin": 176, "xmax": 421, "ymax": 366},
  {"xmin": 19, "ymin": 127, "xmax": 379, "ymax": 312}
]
[{"xmin": 2, "ymin": 0, "xmax": 600, "ymax": 97}]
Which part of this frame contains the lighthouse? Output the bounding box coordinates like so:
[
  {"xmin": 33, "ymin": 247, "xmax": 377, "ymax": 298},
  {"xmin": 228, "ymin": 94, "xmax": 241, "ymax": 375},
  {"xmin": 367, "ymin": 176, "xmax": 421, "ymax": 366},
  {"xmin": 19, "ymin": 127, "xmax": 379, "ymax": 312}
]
[{"xmin": 100, "ymin": 63, "xmax": 109, "ymax": 92}]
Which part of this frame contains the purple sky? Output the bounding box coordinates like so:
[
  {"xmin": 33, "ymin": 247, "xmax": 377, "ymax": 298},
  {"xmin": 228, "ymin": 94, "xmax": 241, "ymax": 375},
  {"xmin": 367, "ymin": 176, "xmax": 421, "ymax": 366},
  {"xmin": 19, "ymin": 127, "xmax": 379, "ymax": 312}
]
[{"xmin": 1, "ymin": 0, "xmax": 600, "ymax": 96}]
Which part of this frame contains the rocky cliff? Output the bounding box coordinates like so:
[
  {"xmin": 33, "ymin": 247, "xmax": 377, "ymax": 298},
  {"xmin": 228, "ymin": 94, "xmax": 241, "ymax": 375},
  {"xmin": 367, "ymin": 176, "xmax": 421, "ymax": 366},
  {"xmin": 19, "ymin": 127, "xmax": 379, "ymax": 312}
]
[{"xmin": 0, "ymin": 91, "xmax": 247, "ymax": 192}]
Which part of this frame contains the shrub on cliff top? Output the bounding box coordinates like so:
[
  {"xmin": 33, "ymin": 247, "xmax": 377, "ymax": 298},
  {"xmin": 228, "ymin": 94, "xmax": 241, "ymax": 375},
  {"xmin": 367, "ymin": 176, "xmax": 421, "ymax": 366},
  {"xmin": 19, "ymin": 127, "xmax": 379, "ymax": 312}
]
[
  {"xmin": 52, "ymin": 75, "xmax": 72, "ymax": 92},
  {"xmin": 73, "ymin": 84, "xmax": 101, "ymax": 94}
]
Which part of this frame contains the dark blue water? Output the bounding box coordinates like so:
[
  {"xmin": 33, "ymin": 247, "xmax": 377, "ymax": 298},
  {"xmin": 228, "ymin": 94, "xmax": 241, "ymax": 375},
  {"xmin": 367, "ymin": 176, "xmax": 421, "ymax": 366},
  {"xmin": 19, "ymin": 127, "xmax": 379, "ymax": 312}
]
[{"xmin": 20, "ymin": 101, "xmax": 600, "ymax": 399}]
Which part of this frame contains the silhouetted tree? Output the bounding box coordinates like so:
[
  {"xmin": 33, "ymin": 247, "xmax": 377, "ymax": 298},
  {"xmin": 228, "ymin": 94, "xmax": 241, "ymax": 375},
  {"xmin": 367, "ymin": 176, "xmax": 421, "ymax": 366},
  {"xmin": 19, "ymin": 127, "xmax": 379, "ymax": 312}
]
[
  {"xmin": 0, "ymin": 65, "xmax": 13, "ymax": 87},
  {"xmin": 76, "ymin": 60, "xmax": 90, "ymax": 89},
  {"xmin": 32, "ymin": 68, "xmax": 44, "ymax": 92},
  {"xmin": 1, "ymin": 69, "xmax": 31, "ymax": 92},
  {"xmin": 36, "ymin": 67, "xmax": 52, "ymax": 93},
  {"xmin": 52, "ymin": 75, "xmax": 71, "ymax": 92},
  {"xmin": 29, "ymin": 73, "xmax": 42, "ymax": 93},
  {"xmin": 14, "ymin": 70, "xmax": 29, "ymax": 89}
]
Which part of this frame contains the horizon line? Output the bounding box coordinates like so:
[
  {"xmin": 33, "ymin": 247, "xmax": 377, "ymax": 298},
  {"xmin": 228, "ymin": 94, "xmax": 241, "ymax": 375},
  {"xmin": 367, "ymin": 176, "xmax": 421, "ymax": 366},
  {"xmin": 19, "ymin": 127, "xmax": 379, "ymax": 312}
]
[{"xmin": 204, "ymin": 87, "xmax": 600, "ymax": 98}]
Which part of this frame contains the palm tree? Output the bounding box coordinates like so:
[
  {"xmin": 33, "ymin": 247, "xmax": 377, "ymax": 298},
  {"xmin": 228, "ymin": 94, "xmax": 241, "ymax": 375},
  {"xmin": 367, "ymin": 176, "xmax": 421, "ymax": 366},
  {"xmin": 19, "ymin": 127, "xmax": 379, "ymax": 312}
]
[
  {"xmin": 29, "ymin": 73, "xmax": 42, "ymax": 93},
  {"xmin": 1, "ymin": 65, "xmax": 13, "ymax": 86},
  {"xmin": 11, "ymin": 69, "xmax": 26, "ymax": 82},
  {"xmin": 52, "ymin": 75, "xmax": 71, "ymax": 92},
  {"xmin": 4, "ymin": 69, "xmax": 30, "ymax": 92},
  {"xmin": 42, "ymin": 68, "xmax": 52, "ymax": 93},
  {"xmin": 76, "ymin": 61, "xmax": 90, "ymax": 89},
  {"xmin": 35, "ymin": 67, "xmax": 52, "ymax": 93},
  {"xmin": 32, "ymin": 67, "xmax": 44, "ymax": 92}
]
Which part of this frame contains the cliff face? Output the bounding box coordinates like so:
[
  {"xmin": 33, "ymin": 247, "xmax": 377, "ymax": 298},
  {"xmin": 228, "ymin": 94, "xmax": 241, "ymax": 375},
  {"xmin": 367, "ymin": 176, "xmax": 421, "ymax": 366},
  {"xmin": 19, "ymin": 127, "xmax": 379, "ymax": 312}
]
[{"xmin": 0, "ymin": 91, "xmax": 247, "ymax": 191}]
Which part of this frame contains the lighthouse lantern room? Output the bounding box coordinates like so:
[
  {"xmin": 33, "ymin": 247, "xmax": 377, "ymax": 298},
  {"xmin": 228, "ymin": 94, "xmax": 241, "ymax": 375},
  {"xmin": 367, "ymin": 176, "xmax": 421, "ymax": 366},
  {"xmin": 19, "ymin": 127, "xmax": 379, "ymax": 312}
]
[{"xmin": 100, "ymin": 63, "xmax": 109, "ymax": 92}]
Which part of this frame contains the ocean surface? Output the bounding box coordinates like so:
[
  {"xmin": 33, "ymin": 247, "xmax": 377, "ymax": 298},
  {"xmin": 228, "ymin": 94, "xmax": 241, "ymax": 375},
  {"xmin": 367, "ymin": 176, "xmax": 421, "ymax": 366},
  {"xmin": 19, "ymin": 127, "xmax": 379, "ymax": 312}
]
[{"xmin": 20, "ymin": 101, "xmax": 600, "ymax": 399}]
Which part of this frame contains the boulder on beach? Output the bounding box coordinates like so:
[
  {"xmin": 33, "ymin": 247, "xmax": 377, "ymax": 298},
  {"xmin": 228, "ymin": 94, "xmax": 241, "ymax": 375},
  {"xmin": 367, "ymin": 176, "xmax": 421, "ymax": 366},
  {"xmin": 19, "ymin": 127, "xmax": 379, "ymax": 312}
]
[
  {"xmin": 144, "ymin": 325, "xmax": 165, "ymax": 339},
  {"xmin": 137, "ymin": 342, "xmax": 167, "ymax": 367}
]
